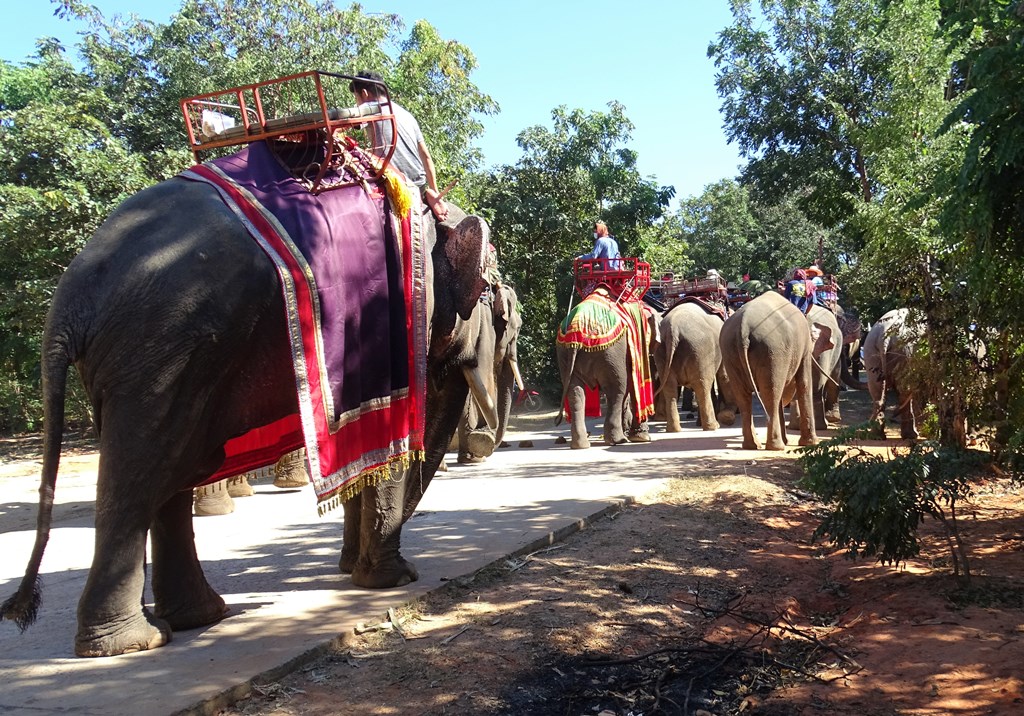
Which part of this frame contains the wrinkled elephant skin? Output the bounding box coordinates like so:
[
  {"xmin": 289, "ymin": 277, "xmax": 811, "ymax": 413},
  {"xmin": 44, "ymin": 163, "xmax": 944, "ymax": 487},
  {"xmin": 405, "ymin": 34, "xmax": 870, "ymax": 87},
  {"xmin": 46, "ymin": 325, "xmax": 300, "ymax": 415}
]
[
  {"xmin": 0, "ymin": 179, "xmax": 492, "ymax": 657},
  {"xmin": 654, "ymin": 302, "xmax": 736, "ymax": 432},
  {"xmin": 720, "ymin": 292, "xmax": 832, "ymax": 451},
  {"xmin": 863, "ymin": 308, "xmax": 922, "ymax": 439},
  {"xmin": 456, "ymin": 284, "xmax": 522, "ymax": 463}
]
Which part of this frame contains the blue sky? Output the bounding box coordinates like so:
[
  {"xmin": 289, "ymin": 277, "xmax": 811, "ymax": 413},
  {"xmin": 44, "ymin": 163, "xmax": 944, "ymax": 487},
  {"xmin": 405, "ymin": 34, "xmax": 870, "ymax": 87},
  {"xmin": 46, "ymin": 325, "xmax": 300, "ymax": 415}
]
[{"xmin": 3, "ymin": 0, "xmax": 746, "ymax": 202}]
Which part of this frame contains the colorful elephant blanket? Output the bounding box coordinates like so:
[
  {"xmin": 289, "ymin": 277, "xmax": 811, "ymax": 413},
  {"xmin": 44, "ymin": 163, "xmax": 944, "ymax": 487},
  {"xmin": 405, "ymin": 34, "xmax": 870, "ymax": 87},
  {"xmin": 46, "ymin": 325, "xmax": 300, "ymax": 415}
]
[
  {"xmin": 179, "ymin": 140, "xmax": 427, "ymax": 512},
  {"xmin": 557, "ymin": 289, "xmax": 655, "ymax": 421}
]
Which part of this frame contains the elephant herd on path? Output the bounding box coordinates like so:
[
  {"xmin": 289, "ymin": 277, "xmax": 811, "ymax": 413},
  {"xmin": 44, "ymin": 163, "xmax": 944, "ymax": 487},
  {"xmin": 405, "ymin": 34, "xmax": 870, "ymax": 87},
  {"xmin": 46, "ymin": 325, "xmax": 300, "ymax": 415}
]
[
  {"xmin": 556, "ymin": 287, "xmax": 925, "ymax": 454},
  {"xmin": 0, "ymin": 150, "xmax": 922, "ymax": 657}
]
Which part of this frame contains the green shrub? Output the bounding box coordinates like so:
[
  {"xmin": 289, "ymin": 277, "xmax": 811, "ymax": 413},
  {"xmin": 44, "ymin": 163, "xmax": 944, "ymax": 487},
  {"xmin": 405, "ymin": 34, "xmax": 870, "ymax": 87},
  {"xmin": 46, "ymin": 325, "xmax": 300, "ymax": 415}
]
[{"xmin": 797, "ymin": 425, "xmax": 985, "ymax": 585}]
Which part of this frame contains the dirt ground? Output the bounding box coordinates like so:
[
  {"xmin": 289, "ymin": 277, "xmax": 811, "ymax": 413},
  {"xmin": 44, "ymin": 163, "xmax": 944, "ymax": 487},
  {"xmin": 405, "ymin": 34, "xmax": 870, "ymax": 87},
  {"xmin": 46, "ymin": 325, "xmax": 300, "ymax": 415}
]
[
  {"xmin": 206, "ymin": 391, "xmax": 1024, "ymax": 716},
  {"xmin": 2, "ymin": 393, "xmax": 1021, "ymax": 716}
]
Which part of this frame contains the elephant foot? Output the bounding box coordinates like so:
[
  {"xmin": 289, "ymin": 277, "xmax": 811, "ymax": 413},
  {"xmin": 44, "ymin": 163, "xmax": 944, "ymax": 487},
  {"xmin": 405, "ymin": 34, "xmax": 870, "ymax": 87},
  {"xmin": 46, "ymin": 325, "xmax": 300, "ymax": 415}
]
[
  {"xmin": 350, "ymin": 555, "xmax": 419, "ymax": 589},
  {"xmin": 457, "ymin": 452, "xmax": 486, "ymax": 464},
  {"xmin": 466, "ymin": 430, "xmax": 496, "ymax": 458},
  {"xmin": 338, "ymin": 546, "xmax": 357, "ymax": 574},
  {"xmin": 193, "ymin": 480, "xmax": 234, "ymax": 516},
  {"xmin": 742, "ymin": 439, "xmax": 762, "ymax": 450},
  {"xmin": 226, "ymin": 475, "xmax": 254, "ymax": 498},
  {"xmin": 701, "ymin": 420, "xmax": 720, "ymax": 431},
  {"xmin": 570, "ymin": 435, "xmax": 591, "ymax": 449},
  {"xmin": 273, "ymin": 449, "xmax": 310, "ymax": 488},
  {"xmin": 717, "ymin": 410, "xmax": 737, "ymax": 427},
  {"xmin": 797, "ymin": 435, "xmax": 818, "ymax": 447},
  {"xmin": 605, "ymin": 435, "xmax": 629, "ymax": 446},
  {"xmin": 628, "ymin": 431, "xmax": 651, "ymax": 443},
  {"xmin": 155, "ymin": 589, "xmax": 227, "ymax": 631},
  {"xmin": 75, "ymin": 609, "xmax": 172, "ymax": 658},
  {"xmin": 765, "ymin": 440, "xmax": 787, "ymax": 451}
]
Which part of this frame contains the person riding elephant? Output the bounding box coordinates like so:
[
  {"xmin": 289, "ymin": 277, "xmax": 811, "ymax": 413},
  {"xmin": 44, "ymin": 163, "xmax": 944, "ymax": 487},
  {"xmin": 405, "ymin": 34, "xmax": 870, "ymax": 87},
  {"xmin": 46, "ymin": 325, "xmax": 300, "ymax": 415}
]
[
  {"xmin": 556, "ymin": 287, "xmax": 659, "ymax": 449},
  {"xmin": 0, "ymin": 134, "xmax": 497, "ymax": 657},
  {"xmin": 719, "ymin": 291, "xmax": 835, "ymax": 450},
  {"xmin": 654, "ymin": 301, "xmax": 736, "ymax": 433}
]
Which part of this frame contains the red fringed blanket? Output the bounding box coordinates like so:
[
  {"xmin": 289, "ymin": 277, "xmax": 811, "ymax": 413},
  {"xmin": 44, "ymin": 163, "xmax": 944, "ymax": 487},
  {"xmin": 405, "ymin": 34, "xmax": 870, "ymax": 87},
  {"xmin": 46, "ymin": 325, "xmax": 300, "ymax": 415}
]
[
  {"xmin": 180, "ymin": 141, "xmax": 427, "ymax": 512},
  {"xmin": 557, "ymin": 289, "xmax": 655, "ymax": 422}
]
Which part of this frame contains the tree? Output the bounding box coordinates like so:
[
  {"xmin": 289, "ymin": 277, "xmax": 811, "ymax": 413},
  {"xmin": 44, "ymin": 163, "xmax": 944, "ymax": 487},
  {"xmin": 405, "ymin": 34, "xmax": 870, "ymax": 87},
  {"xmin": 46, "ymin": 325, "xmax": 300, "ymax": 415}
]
[
  {"xmin": 0, "ymin": 49, "xmax": 151, "ymax": 430},
  {"xmin": 475, "ymin": 103, "xmax": 674, "ymax": 394},
  {"xmin": 933, "ymin": 0, "xmax": 1024, "ymax": 462},
  {"xmin": 0, "ymin": 0, "xmax": 497, "ymax": 430}
]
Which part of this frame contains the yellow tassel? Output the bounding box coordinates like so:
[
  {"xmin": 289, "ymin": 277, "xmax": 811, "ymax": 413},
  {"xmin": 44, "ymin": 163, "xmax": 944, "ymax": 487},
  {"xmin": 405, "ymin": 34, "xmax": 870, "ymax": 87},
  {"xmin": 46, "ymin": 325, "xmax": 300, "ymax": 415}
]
[{"xmin": 383, "ymin": 168, "xmax": 413, "ymax": 218}]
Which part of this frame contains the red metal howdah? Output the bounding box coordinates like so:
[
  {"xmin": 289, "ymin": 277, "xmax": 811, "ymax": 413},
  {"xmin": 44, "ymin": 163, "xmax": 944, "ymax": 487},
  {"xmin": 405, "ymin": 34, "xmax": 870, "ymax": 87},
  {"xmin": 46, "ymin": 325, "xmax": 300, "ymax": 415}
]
[
  {"xmin": 180, "ymin": 71, "xmax": 398, "ymax": 194},
  {"xmin": 573, "ymin": 258, "xmax": 651, "ymax": 302}
]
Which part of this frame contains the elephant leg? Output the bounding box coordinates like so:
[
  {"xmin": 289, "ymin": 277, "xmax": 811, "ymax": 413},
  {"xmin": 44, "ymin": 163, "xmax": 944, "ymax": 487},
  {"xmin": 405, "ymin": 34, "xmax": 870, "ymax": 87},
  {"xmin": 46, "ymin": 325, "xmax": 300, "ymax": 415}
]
[
  {"xmin": 869, "ymin": 376, "xmax": 888, "ymax": 437},
  {"xmin": 763, "ymin": 385, "xmax": 787, "ymax": 451},
  {"xmin": 603, "ymin": 387, "xmax": 629, "ymax": 446},
  {"xmin": 735, "ymin": 387, "xmax": 760, "ymax": 450},
  {"xmin": 695, "ymin": 378, "xmax": 719, "ymax": 431},
  {"xmin": 795, "ymin": 362, "xmax": 819, "ymax": 447},
  {"xmin": 896, "ymin": 388, "xmax": 919, "ymax": 440},
  {"xmin": 339, "ymin": 493, "xmax": 361, "ymax": 574},
  {"xmin": 663, "ymin": 378, "xmax": 683, "ymax": 433},
  {"xmin": 75, "ymin": 478, "xmax": 171, "ymax": 657},
  {"xmin": 350, "ymin": 475, "xmax": 418, "ymax": 589},
  {"xmin": 151, "ymin": 489, "xmax": 227, "ymax": 630},
  {"xmin": 625, "ymin": 398, "xmax": 650, "ymax": 442},
  {"xmin": 787, "ymin": 399, "xmax": 801, "ymax": 432},
  {"xmin": 567, "ymin": 382, "xmax": 591, "ymax": 449}
]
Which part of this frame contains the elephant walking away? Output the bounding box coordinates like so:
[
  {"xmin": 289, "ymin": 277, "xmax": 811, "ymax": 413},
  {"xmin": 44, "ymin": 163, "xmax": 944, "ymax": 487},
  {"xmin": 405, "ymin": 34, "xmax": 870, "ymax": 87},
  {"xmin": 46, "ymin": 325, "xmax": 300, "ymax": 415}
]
[
  {"xmin": 654, "ymin": 301, "xmax": 736, "ymax": 432},
  {"xmin": 720, "ymin": 291, "xmax": 834, "ymax": 450},
  {"xmin": 0, "ymin": 139, "xmax": 496, "ymax": 657},
  {"xmin": 863, "ymin": 308, "xmax": 923, "ymax": 439},
  {"xmin": 788, "ymin": 304, "xmax": 843, "ymax": 432},
  {"xmin": 556, "ymin": 288, "xmax": 658, "ymax": 449}
]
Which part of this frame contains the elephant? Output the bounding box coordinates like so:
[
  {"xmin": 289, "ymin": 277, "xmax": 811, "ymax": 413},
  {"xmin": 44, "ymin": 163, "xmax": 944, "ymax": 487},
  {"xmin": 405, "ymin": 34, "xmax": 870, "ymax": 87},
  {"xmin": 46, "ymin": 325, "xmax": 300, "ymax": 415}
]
[
  {"xmin": 653, "ymin": 301, "xmax": 736, "ymax": 432},
  {"xmin": 863, "ymin": 308, "xmax": 923, "ymax": 439},
  {"xmin": 455, "ymin": 282, "xmax": 523, "ymax": 463},
  {"xmin": 788, "ymin": 303, "xmax": 843, "ymax": 432},
  {"xmin": 556, "ymin": 289, "xmax": 659, "ymax": 449},
  {"xmin": 719, "ymin": 291, "xmax": 834, "ymax": 450},
  {"xmin": 0, "ymin": 160, "xmax": 496, "ymax": 657}
]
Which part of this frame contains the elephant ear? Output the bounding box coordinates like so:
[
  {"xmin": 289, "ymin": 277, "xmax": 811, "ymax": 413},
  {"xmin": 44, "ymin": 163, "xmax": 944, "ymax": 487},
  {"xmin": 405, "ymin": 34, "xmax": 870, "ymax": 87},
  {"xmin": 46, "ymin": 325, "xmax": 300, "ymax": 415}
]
[
  {"xmin": 444, "ymin": 215, "xmax": 489, "ymax": 320},
  {"xmin": 495, "ymin": 284, "xmax": 516, "ymax": 321},
  {"xmin": 811, "ymin": 322, "xmax": 835, "ymax": 357}
]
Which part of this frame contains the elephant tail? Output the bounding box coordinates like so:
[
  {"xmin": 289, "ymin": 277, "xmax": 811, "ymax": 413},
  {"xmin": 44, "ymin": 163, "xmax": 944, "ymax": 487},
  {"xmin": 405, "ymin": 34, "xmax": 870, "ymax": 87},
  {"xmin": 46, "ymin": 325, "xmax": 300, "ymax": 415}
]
[
  {"xmin": 0, "ymin": 334, "xmax": 70, "ymax": 631},
  {"xmin": 737, "ymin": 334, "xmax": 769, "ymax": 417}
]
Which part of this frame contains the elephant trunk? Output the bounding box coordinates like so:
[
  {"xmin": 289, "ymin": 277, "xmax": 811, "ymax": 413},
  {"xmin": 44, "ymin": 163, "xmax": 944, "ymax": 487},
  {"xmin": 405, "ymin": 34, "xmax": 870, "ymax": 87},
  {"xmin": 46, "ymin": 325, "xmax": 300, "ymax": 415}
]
[
  {"xmin": 840, "ymin": 350, "xmax": 868, "ymax": 390},
  {"xmin": 462, "ymin": 365, "xmax": 499, "ymax": 430}
]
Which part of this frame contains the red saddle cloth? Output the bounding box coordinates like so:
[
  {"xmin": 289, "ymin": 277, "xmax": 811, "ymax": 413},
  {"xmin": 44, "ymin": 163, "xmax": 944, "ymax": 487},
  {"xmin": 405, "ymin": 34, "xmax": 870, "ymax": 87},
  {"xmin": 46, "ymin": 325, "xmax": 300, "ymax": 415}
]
[
  {"xmin": 557, "ymin": 289, "xmax": 655, "ymax": 423},
  {"xmin": 180, "ymin": 140, "xmax": 427, "ymax": 512}
]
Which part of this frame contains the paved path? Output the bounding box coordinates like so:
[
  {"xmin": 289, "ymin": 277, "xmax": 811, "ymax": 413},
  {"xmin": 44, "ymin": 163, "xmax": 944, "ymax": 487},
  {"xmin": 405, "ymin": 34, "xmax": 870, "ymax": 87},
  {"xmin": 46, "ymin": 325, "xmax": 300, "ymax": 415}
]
[{"xmin": 0, "ymin": 412, "xmax": 776, "ymax": 716}]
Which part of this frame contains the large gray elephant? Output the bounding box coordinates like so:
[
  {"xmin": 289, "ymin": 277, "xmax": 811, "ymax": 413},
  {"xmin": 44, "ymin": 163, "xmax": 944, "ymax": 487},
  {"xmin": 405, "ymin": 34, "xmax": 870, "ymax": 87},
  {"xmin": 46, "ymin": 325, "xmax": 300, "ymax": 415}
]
[
  {"xmin": 720, "ymin": 291, "xmax": 834, "ymax": 450},
  {"xmin": 653, "ymin": 301, "xmax": 736, "ymax": 432},
  {"xmin": 0, "ymin": 162, "xmax": 495, "ymax": 657},
  {"xmin": 556, "ymin": 290, "xmax": 659, "ymax": 449},
  {"xmin": 788, "ymin": 303, "xmax": 843, "ymax": 431},
  {"xmin": 863, "ymin": 307, "xmax": 922, "ymax": 439},
  {"xmin": 455, "ymin": 282, "xmax": 523, "ymax": 463}
]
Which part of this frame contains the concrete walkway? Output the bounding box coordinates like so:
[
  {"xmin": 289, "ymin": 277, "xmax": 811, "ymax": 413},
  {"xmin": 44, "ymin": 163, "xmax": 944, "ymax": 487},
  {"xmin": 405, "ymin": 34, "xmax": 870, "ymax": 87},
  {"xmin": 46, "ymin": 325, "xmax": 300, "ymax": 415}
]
[{"xmin": 0, "ymin": 412, "xmax": 774, "ymax": 716}]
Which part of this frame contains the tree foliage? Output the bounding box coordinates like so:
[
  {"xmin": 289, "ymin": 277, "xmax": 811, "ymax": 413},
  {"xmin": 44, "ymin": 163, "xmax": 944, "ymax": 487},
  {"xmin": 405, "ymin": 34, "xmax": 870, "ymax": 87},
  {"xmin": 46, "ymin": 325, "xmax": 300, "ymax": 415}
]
[
  {"xmin": 475, "ymin": 103, "xmax": 674, "ymax": 395},
  {"xmin": 0, "ymin": 0, "xmax": 495, "ymax": 430}
]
